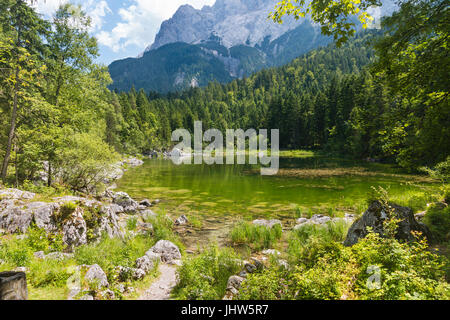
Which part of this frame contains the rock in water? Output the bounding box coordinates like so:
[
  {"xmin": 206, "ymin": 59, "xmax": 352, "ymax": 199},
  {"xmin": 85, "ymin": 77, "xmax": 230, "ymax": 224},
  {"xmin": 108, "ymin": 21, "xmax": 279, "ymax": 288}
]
[
  {"xmin": 344, "ymin": 201, "xmax": 433, "ymax": 246},
  {"xmin": 0, "ymin": 272, "xmax": 28, "ymax": 300}
]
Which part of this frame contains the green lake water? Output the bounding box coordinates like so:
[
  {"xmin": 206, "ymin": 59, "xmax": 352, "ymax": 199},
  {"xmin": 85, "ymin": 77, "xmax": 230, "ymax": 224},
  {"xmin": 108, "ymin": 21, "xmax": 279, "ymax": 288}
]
[{"xmin": 117, "ymin": 156, "xmax": 437, "ymax": 222}]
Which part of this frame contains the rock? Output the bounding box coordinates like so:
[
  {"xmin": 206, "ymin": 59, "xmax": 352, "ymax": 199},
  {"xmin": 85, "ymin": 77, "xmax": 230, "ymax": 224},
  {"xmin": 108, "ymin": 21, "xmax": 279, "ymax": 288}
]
[
  {"xmin": 95, "ymin": 204, "xmax": 124, "ymax": 240},
  {"xmin": 45, "ymin": 252, "xmax": 74, "ymax": 261},
  {"xmin": 149, "ymin": 240, "xmax": 181, "ymax": 263},
  {"xmin": 0, "ymin": 271, "xmax": 28, "ymax": 300},
  {"xmin": 116, "ymin": 266, "xmax": 146, "ymax": 282},
  {"xmin": 0, "ymin": 259, "xmax": 4, "ymax": 265},
  {"xmin": 152, "ymin": 199, "xmax": 161, "ymax": 205},
  {"xmin": 238, "ymin": 271, "xmax": 248, "ymax": 278},
  {"xmin": 175, "ymin": 215, "xmax": 188, "ymax": 226},
  {"xmin": 0, "ymin": 207, "xmax": 33, "ymax": 234},
  {"xmin": 85, "ymin": 264, "xmax": 109, "ymax": 289},
  {"xmin": 344, "ymin": 201, "xmax": 433, "ymax": 246},
  {"xmin": 112, "ymin": 192, "xmax": 139, "ymax": 212},
  {"xmin": 244, "ymin": 263, "xmax": 257, "ymax": 274},
  {"xmin": 0, "ymin": 189, "xmax": 35, "ymax": 200},
  {"xmin": 26, "ymin": 202, "xmax": 59, "ymax": 233},
  {"xmin": 80, "ymin": 294, "xmax": 94, "ymax": 300},
  {"xmin": 135, "ymin": 256, "xmax": 156, "ymax": 274},
  {"xmin": 123, "ymin": 157, "xmax": 144, "ymax": 168},
  {"xmin": 226, "ymin": 275, "xmax": 244, "ymax": 291},
  {"xmin": 296, "ymin": 218, "xmax": 309, "ymax": 225},
  {"xmin": 14, "ymin": 267, "xmax": 28, "ymax": 273},
  {"xmin": 309, "ymin": 214, "xmax": 332, "ymax": 225},
  {"xmin": 252, "ymin": 219, "xmax": 282, "ymax": 229},
  {"xmin": 62, "ymin": 207, "xmax": 87, "ymax": 248},
  {"xmin": 139, "ymin": 199, "xmax": 152, "ymax": 207}
]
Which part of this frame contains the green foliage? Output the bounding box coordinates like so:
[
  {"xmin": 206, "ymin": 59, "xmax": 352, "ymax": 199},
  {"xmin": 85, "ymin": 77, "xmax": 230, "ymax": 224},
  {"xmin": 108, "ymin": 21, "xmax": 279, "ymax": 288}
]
[
  {"xmin": 173, "ymin": 244, "xmax": 242, "ymax": 300},
  {"xmin": 238, "ymin": 230, "xmax": 450, "ymax": 300},
  {"xmin": 0, "ymin": 237, "xmax": 33, "ymax": 267},
  {"xmin": 126, "ymin": 217, "xmax": 138, "ymax": 231},
  {"xmin": 423, "ymin": 204, "xmax": 450, "ymax": 244},
  {"xmin": 270, "ymin": 0, "xmax": 380, "ymax": 46},
  {"xmin": 144, "ymin": 211, "xmax": 184, "ymax": 251},
  {"xmin": 230, "ymin": 222, "xmax": 282, "ymax": 250},
  {"xmin": 25, "ymin": 224, "xmax": 65, "ymax": 253}
]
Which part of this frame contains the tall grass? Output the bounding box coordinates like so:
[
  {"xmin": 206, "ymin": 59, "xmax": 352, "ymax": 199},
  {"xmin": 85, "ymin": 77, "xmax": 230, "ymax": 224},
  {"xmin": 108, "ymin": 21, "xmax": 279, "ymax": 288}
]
[
  {"xmin": 230, "ymin": 221, "xmax": 282, "ymax": 250},
  {"xmin": 173, "ymin": 244, "xmax": 242, "ymax": 300}
]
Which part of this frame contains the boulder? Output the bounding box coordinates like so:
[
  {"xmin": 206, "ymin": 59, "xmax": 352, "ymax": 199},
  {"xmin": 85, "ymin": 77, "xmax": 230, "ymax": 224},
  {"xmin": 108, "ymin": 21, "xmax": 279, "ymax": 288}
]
[
  {"xmin": 112, "ymin": 192, "xmax": 139, "ymax": 212},
  {"xmin": 62, "ymin": 207, "xmax": 87, "ymax": 249},
  {"xmin": 94, "ymin": 204, "xmax": 124, "ymax": 239},
  {"xmin": 26, "ymin": 202, "xmax": 59, "ymax": 233},
  {"xmin": 84, "ymin": 264, "xmax": 109, "ymax": 289},
  {"xmin": 149, "ymin": 240, "xmax": 181, "ymax": 263},
  {"xmin": 0, "ymin": 207, "xmax": 33, "ymax": 234},
  {"xmin": 344, "ymin": 201, "xmax": 433, "ymax": 246},
  {"xmin": 0, "ymin": 189, "xmax": 35, "ymax": 200},
  {"xmin": 0, "ymin": 272, "xmax": 28, "ymax": 300}
]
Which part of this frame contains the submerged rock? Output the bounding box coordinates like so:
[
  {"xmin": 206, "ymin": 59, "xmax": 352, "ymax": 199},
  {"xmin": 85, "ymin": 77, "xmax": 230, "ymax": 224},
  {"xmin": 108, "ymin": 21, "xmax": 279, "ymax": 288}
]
[{"xmin": 344, "ymin": 201, "xmax": 433, "ymax": 246}]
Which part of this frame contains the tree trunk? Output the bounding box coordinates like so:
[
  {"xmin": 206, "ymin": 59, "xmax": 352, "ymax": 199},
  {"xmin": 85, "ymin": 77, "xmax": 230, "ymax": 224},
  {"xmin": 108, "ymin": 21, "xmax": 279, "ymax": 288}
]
[
  {"xmin": 47, "ymin": 161, "xmax": 52, "ymax": 187},
  {"xmin": 0, "ymin": 272, "xmax": 28, "ymax": 300},
  {"xmin": 1, "ymin": 66, "xmax": 20, "ymax": 182}
]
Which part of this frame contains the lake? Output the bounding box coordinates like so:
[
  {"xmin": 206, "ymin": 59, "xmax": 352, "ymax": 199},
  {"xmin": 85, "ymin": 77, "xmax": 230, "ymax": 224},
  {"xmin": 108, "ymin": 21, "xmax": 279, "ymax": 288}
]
[{"xmin": 116, "ymin": 155, "xmax": 438, "ymax": 249}]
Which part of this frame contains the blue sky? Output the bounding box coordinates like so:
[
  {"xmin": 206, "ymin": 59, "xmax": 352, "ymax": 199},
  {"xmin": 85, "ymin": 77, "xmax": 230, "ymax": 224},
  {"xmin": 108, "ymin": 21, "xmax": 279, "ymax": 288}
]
[{"xmin": 31, "ymin": 0, "xmax": 216, "ymax": 65}]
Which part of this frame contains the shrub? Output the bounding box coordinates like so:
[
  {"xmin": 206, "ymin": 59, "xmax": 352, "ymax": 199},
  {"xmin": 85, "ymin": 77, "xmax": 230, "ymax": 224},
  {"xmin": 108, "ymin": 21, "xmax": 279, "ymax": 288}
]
[
  {"xmin": 173, "ymin": 244, "xmax": 242, "ymax": 300},
  {"xmin": 230, "ymin": 222, "xmax": 282, "ymax": 250}
]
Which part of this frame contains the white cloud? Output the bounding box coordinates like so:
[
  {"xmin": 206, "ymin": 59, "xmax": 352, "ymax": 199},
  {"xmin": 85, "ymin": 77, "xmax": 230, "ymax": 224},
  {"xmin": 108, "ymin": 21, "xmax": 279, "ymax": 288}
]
[
  {"xmin": 30, "ymin": 0, "xmax": 111, "ymax": 32},
  {"xmin": 98, "ymin": 0, "xmax": 216, "ymax": 53}
]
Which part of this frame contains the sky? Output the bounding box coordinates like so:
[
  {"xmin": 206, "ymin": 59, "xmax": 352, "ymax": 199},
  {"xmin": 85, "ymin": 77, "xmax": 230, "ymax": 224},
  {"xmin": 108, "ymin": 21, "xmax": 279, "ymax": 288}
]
[{"xmin": 30, "ymin": 0, "xmax": 216, "ymax": 65}]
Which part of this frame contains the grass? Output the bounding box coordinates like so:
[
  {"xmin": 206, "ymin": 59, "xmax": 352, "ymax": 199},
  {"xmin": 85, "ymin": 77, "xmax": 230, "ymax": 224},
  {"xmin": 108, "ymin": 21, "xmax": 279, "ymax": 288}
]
[
  {"xmin": 173, "ymin": 244, "xmax": 242, "ymax": 300},
  {"xmin": 230, "ymin": 221, "xmax": 283, "ymax": 251}
]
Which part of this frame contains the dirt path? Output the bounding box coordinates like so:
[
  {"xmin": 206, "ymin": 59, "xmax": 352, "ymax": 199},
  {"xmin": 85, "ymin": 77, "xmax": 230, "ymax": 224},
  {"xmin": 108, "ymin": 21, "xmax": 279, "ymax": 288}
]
[{"xmin": 139, "ymin": 264, "xmax": 178, "ymax": 300}]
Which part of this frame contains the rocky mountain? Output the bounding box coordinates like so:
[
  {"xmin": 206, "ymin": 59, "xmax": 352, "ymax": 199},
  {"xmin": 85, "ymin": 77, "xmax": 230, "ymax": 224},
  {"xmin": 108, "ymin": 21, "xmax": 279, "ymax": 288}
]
[{"xmin": 108, "ymin": 0, "xmax": 397, "ymax": 93}]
